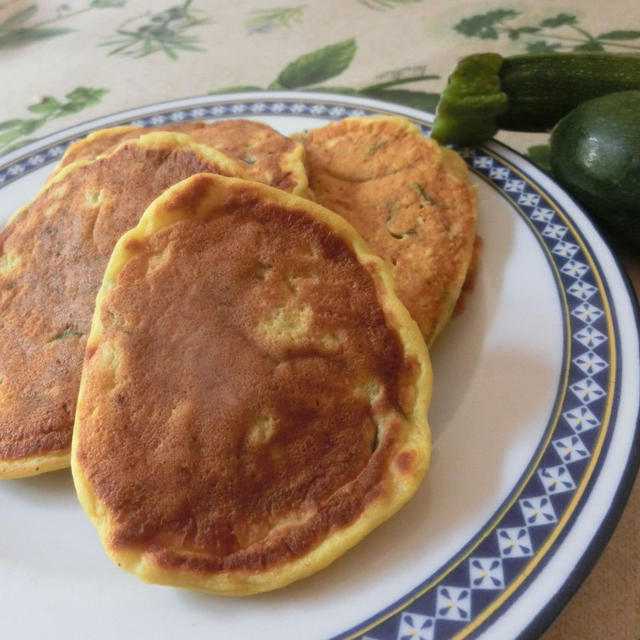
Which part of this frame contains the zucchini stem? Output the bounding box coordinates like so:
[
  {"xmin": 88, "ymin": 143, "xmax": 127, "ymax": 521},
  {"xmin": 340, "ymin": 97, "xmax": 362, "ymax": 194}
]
[
  {"xmin": 429, "ymin": 52, "xmax": 508, "ymax": 145},
  {"xmin": 431, "ymin": 52, "xmax": 640, "ymax": 145}
]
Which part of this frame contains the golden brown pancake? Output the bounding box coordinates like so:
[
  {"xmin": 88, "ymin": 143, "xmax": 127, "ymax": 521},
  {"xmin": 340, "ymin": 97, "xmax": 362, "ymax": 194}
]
[
  {"xmin": 71, "ymin": 174, "xmax": 431, "ymax": 595},
  {"xmin": 190, "ymin": 119, "xmax": 311, "ymax": 197},
  {"xmin": 53, "ymin": 119, "xmax": 311, "ymax": 197},
  {"xmin": 298, "ymin": 115, "xmax": 477, "ymax": 344},
  {"xmin": 0, "ymin": 133, "xmax": 247, "ymax": 478}
]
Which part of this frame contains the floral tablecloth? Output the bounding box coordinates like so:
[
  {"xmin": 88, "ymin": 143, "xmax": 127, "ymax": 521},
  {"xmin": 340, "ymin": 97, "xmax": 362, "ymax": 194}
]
[{"xmin": 1, "ymin": 1, "xmax": 638, "ymax": 638}]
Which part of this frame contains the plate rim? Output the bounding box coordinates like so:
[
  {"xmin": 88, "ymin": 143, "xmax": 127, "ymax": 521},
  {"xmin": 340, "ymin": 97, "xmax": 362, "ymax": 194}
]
[
  {"xmin": 510, "ymin": 164, "xmax": 640, "ymax": 638},
  {"xmin": 1, "ymin": 90, "xmax": 638, "ymax": 640}
]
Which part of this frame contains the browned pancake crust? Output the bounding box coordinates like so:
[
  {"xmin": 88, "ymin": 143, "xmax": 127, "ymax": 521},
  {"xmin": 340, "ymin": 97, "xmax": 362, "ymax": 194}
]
[
  {"xmin": 300, "ymin": 115, "xmax": 477, "ymax": 344},
  {"xmin": 0, "ymin": 135, "xmax": 244, "ymax": 475},
  {"xmin": 72, "ymin": 175, "xmax": 431, "ymax": 593},
  {"xmin": 55, "ymin": 122, "xmax": 208, "ymax": 170},
  {"xmin": 188, "ymin": 119, "xmax": 308, "ymax": 195},
  {"xmin": 55, "ymin": 120, "xmax": 310, "ymax": 195}
]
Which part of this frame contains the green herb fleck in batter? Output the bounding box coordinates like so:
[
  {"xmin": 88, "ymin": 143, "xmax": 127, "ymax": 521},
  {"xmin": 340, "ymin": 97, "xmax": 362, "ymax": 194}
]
[
  {"xmin": 412, "ymin": 181, "xmax": 437, "ymax": 205},
  {"xmin": 388, "ymin": 228, "xmax": 418, "ymax": 239},
  {"xmin": 50, "ymin": 326, "xmax": 82, "ymax": 341},
  {"xmin": 366, "ymin": 140, "xmax": 387, "ymax": 155}
]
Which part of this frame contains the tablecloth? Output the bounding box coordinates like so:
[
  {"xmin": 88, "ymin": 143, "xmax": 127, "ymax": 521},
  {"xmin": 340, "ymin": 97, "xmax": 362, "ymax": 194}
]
[{"xmin": 1, "ymin": 0, "xmax": 638, "ymax": 638}]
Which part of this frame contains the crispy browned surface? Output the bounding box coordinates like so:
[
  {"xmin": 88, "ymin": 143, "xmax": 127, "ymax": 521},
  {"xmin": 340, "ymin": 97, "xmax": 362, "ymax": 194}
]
[
  {"xmin": 0, "ymin": 140, "xmax": 240, "ymax": 462},
  {"xmin": 188, "ymin": 119, "xmax": 304, "ymax": 193},
  {"xmin": 55, "ymin": 124, "xmax": 202, "ymax": 169},
  {"xmin": 75, "ymin": 176, "xmax": 423, "ymax": 574},
  {"xmin": 56, "ymin": 119, "xmax": 306, "ymax": 194},
  {"xmin": 300, "ymin": 116, "xmax": 477, "ymax": 343}
]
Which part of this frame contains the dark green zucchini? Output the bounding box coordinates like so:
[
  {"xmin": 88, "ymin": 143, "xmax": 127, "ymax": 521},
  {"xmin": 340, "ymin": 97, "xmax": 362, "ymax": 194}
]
[
  {"xmin": 550, "ymin": 90, "xmax": 640, "ymax": 243},
  {"xmin": 431, "ymin": 52, "xmax": 640, "ymax": 145}
]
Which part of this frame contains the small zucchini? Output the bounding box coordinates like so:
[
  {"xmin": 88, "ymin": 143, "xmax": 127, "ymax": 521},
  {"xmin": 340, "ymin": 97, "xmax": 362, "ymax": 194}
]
[
  {"xmin": 550, "ymin": 90, "xmax": 640, "ymax": 243},
  {"xmin": 431, "ymin": 52, "xmax": 640, "ymax": 145}
]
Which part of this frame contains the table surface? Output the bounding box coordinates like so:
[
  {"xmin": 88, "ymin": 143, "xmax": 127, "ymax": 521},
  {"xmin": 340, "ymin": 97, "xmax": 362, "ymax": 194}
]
[{"xmin": 1, "ymin": 1, "xmax": 638, "ymax": 638}]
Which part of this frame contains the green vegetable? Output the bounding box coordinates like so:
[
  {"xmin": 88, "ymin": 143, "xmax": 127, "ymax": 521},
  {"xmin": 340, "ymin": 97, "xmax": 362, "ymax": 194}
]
[
  {"xmin": 431, "ymin": 52, "xmax": 640, "ymax": 145},
  {"xmin": 550, "ymin": 91, "xmax": 640, "ymax": 243},
  {"xmin": 430, "ymin": 53, "xmax": 507, "ymax": 146}
]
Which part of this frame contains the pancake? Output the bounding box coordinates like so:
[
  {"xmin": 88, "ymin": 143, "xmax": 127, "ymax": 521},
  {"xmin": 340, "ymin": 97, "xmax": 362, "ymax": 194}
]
[
  {"xmin": 53, "ymin": 119, "xmax": 312, "ymax": 197},
  {"xmin": 71, "ymin": 173, "xmax": 431, "ymax": 595},
  {"xmin": 0, "ymin": 133, "xmax": 247, "ymax": 478},
  {"xmin": 298, "ymin": 115, "xmax": 477, "ymax": 344}
]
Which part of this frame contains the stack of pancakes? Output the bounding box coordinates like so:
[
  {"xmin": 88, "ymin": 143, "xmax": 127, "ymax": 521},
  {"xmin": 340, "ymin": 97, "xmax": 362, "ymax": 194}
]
[{"xmin": 0, "ymin": 115, "xmax": 476, "ymax": 594}]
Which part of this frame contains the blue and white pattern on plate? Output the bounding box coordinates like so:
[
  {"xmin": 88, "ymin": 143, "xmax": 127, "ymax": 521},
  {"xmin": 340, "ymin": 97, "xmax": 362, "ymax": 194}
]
[{"xmin": 0, "ymin": 94, "xmax": 636, "ymax": 640}]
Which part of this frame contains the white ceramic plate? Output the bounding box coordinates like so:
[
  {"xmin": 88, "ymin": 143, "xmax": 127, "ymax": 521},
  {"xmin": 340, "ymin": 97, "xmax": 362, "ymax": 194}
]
[{"xmin": 0, "ymin": 93, "xmax": 638, "ymax": 640}]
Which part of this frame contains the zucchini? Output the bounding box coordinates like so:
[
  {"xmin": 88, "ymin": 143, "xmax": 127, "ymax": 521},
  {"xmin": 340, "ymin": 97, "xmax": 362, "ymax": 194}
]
[
  {"xmin": 550, "ymin": 90, "xmax": 640, "ymax": 243},
  {"xmin": 431, "ymin": 52, "xmax": 640, "ymax": 145}
]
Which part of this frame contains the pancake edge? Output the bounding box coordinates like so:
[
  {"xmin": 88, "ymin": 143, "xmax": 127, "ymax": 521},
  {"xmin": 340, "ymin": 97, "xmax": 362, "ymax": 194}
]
[
  {"xmin": 48, "ymin": 125, "xmax": 141, "ymax": 180},
  {"xmin": 277, "ymin": 133, "xmax": 314, "ymax": 199},
  {"xmin": 0, "ymin": 450, "xmax": 70, "ymax": 479}
]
